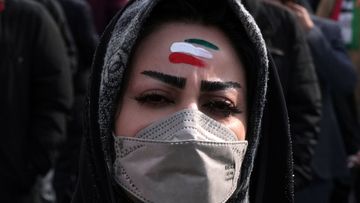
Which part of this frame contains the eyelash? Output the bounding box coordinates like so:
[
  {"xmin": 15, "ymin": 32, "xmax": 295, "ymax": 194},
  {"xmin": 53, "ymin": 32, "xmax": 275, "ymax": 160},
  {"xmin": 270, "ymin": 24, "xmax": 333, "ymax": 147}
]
[
  {"xmin": 202, "ymin": 99, "xmax": 242, "ymax": 118},
  {"xmin": 135, "ymin": 93, "xmax": 242, "ymax": 117},
  {"xmin": 135, "ymin": 92, "xmax": 174, "ymax": 107}
]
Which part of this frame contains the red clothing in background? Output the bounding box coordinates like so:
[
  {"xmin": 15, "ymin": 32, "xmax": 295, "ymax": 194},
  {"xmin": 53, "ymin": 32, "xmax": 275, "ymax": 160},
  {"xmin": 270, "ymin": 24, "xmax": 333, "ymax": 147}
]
[{"xmin": 87, "ymin": 0, "xmax": 127, "ymax": 34}]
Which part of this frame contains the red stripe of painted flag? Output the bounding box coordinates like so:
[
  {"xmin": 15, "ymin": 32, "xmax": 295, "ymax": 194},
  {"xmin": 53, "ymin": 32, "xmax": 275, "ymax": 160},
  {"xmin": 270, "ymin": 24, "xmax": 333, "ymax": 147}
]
[{"xmin": 169, "ymin": 52, "xmax": 206, "ymax": 67}]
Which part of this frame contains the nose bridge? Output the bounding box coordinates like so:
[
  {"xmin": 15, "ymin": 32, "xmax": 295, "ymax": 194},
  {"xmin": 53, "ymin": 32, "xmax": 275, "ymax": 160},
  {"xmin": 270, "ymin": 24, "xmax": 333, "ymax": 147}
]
[
  {"xmin": 183, "ymin": 101, "xmax": 198, "ymax": 110},
  {"xmin": 178, "ymin": 87, "xmax": 199, "ymax": 111},
  {"xmin": 177, "ymin": 93, "xmax": 199, "ymax": 111},
  {"xmin": 178, "ymin": 70, "xmax": 202, "ymax": 111}
]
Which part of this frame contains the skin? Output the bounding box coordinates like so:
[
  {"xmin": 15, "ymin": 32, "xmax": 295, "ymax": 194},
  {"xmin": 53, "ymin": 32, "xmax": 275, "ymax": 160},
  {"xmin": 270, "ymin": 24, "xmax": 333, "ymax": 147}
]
[
  {"xmin": 115, "ymin": 22, "xmax": 247, "ymax": 140},
  {"xmin": 271, "ymin": 1, "xmax": 314, "ymax": 32},
  {"xmin": 348, "ymin": 151, "xmax": 360, "ymax": 168},
  {"xmin": 286, "ymin": 2, "xmax": 314, "ymax": 32}
]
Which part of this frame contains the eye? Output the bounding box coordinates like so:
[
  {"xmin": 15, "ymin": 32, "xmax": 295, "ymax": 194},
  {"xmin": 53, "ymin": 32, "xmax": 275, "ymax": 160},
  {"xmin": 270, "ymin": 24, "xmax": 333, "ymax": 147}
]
[
  {"xmin": 202, "ymin": 98, "xmax": 242, "ymax": 118},
  {"xmin": 135, "ymin": 91, "xmax": 174, "ymax": 108}
]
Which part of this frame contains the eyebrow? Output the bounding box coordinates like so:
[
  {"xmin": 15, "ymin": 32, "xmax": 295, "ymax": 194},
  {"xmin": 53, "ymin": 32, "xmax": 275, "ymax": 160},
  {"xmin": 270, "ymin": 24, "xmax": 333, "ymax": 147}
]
[
  {"xmin": 200, "ymin": 81, "xmax": 242, "ymax": 92},
  {"xmin": 141, "ymin": 70, "xmax": 186, "ymax": 89}
]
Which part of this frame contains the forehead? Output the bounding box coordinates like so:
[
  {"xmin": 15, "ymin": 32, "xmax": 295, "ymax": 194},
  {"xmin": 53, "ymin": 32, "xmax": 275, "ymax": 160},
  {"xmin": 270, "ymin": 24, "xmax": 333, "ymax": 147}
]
[{"xmin": 130, "ymin": 22, "xmax": 245, "ymax": 81}]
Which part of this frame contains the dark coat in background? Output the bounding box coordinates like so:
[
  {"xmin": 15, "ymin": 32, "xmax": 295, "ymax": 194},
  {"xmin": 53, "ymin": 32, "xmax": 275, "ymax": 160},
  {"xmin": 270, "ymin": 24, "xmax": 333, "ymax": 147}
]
[
  {"xmin": 245, "ymin": 1, "xmax": 322, "ymax": 190},
  {"xmin": 33, "ymin": 0, "xmax": 78, "ymax": 74},
  {"xmin": 334, "ymin": 93, "xmax": 360, "ymax": 156},
  {"xmin": 0, "ymin": 0, "xmax": 73, "ymax": 201},
  {"xmin": 332, "ymin": 92, "xmax": 360, "ymax": 203},
  {"xmin": 306, "ymin": 16, "xmax": 356, "ymax": 181}
]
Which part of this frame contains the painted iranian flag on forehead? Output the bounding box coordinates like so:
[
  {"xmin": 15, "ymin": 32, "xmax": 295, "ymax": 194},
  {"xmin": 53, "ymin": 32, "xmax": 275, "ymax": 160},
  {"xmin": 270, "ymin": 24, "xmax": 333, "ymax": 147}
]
[{"xmin": 169, "ymin": 38, "xmax": 219, "ymax": 68}]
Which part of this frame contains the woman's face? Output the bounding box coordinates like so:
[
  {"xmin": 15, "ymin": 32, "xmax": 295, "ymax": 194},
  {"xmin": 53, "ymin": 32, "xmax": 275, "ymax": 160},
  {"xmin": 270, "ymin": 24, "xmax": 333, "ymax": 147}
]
[{"xmin": 115, "ymin": 22, "xmax": 247, "ymax": 140}]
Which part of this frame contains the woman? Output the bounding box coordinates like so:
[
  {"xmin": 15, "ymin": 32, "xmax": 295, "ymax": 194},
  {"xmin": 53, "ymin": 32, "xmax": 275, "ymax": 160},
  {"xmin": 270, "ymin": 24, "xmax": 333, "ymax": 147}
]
[{"xmin": 72, "ymin": 0, "xmax": 294, "ymax": 202}]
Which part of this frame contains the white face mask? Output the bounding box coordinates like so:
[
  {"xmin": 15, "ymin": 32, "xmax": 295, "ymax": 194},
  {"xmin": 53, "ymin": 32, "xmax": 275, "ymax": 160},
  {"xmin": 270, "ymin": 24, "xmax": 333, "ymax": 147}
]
[{"xmin": 113, "ymin": 109, "xmax": 248, "ymax": 203}]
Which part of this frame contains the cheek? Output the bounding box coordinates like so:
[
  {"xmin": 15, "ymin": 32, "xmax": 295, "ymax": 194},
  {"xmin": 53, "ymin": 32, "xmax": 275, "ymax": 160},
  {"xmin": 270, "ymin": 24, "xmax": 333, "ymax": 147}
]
[
  {"xmin": 114, "ymin": 97, "xmax": 150, "ymax": 137},
  {"xmin": 114, "ymin": 99, "xmax": 138, "ymax": 136},
  {"xmin": 114, "ymin": 97, "xmax": 177, "ymax": 137},
  {"xmin": 226, "ymin": 116, "xmax": 247, "ymax": 140}
]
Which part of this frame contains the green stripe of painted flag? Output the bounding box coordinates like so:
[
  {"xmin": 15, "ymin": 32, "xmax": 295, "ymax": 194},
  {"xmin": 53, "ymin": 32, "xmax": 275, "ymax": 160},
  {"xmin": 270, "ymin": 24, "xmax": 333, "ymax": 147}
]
[{"xmin": 185, "ymin": 39, "xmax": 219, "ymax": 50}]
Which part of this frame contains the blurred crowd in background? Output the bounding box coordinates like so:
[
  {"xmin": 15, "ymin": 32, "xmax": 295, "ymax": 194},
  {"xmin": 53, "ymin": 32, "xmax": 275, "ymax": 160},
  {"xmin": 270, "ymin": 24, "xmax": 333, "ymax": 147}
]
[{"xmin": 0, "ymin": 0, "xmax": 360, "ymax": 202}]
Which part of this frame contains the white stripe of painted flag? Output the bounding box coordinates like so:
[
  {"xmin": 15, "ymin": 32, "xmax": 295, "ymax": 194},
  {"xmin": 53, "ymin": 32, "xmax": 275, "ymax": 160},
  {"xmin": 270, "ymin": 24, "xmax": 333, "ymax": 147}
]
[{"xmin": 170, "ymin": 42, "xmax": 213, "ymax": 59}]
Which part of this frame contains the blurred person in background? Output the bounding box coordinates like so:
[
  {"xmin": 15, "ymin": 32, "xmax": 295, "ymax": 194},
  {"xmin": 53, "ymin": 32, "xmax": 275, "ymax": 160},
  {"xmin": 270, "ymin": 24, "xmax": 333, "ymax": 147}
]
[
  {"xmin": 299, "ymin": 0, "xmax": 360, "ymax": 202},
  {"xmin": 29, "ymin": 1, "xmax": 77, "ymax": 202},
  {"xmin": 29, "ymin": 0, "xmax": 98, "ymax": 202},
  {"xmin": 0, "ymin": 0, "xmax": 73, "ymax": 202},
  {"xmin": 54, "ymin": 0, "xmax": 98, "ymax": 202},
  {"xmin": 280, "ymin": 0, "xmax": 358, "ymax": 202}
]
